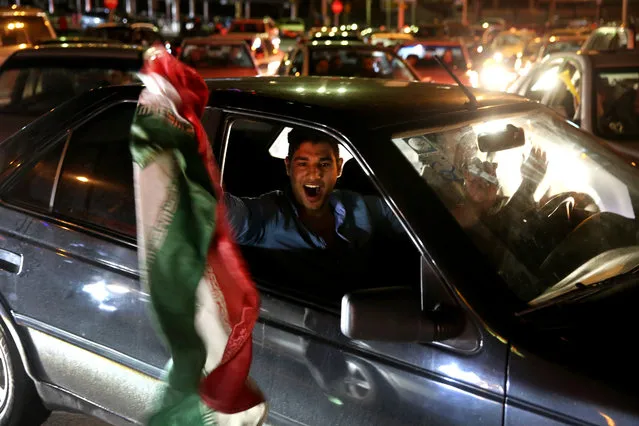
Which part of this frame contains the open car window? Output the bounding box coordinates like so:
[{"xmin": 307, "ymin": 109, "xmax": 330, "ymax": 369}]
[
  {"xmin": 392, "ymin": 109, "xmax": 639, "ymax": 305},
  {"xmin": 221, "ymin": 118, "xmax": 419, "ymax": 307}
]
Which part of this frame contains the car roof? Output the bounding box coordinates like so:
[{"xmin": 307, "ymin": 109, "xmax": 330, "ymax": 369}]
[
  {"xmin": 36, "ymin": 37, "xmax": 124, "ymax": 45},
  {"xmin": 182, "ymin": 37, "xmax": 248, "ymax": 45},
  {"xmin": 3, "ymin": 44, "xmax": 144, "ymax": 65},
  {"xmin": 305, "ymin": 41, "xmax": 385, "ymax": 50},
  {"xmin": 204, "ymin": 77, "xmax": 531, "ymax": 130},
  {"xmin": 399, "ymin": 38, "xmax": 463, "ymax": 46},
  {"xmin": 130, "ymin": 22, "xmax": 158, "ymax": 30},
  {"xmin": 232, "ymin": 18, "xmax": 270, "ymax": 23},
  {"xmin": 583, "ymin": 50, "xmax": 639, "ymax": 68},
  {"xmin": 0, "ymin": 5, "xmax": 47, "ymax": 16}
]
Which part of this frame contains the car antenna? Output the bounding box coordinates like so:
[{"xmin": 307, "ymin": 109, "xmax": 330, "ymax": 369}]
[{"xmin": 433, "ymin": 55, "xmax": 478, "ymax": 110}]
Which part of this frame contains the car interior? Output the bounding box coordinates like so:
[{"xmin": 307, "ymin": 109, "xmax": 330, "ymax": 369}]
[{"xmin": 221, "ymin": 118, "xmax": 420, "ymax": 308}]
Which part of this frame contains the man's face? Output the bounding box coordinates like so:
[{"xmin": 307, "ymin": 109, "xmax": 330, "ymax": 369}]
[{"xmin": 286, "ymin": 141, "xmax": 343, "ymax": 213}]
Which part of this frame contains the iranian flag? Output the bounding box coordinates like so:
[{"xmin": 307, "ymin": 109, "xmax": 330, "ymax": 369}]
[{"xmin": 129, "ymin": 47, "xmax": 267, "ymax": 425}]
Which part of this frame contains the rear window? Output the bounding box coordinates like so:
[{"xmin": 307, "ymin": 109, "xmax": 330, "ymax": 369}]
[
  {"xmin": 397, "ymin": 44, "xmax": 467, "ymax": 70},
  {"xmin": 85, "ymin": 26, "xmax": 133, "ymax": 43},
  {"xmin": 229, "ymin": 22, "xmax": 265, "ymax": 33},
  {"xmin": 180, "ymin": 43, "xmax": 254, "ymax": 69},
  {"xmin": 309, "ymin": 47, "xmax": 415, "ymax": 80},
  {"xmin": 0, "ymin": 16, "xmax": 54, "ymax": 45},
  {"xmin": 0, "ymin": 65, "xmax": 140, "ymax": 115}
]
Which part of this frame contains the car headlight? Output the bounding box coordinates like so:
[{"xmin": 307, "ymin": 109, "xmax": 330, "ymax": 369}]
[
  {"xmin": 466, "ymin": 70, "xmax": 479, "ymax": 88},
  {"xmin": 480, "ymin": 64, "xmax": 517, "ymax": 92}
]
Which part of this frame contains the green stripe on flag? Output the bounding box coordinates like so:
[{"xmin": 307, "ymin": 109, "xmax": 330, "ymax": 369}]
[{"xmin": 131, "ymin": 100, "xmax": 219, "ymax": 426}]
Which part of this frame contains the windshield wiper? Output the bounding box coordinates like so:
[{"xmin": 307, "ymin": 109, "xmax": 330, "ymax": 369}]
[{"xmin": 517, "ymin": 268, "xmax": 639, "ymax": 316}]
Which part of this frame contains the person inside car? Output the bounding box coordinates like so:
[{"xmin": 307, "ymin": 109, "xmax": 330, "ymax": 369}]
[
  {"xmin": 225, "ymin": 128, "xmax": 403, "ymax": 250},
  {"xmin": 405, "ymin": 54, "xmax": 419, "ymax": 68},
  {"xmin": 599, "ymin": 85, "xmax": 639, "ymax": 135},
  {"xmin": 358, "ymin": 56, "xmax": 378, "ymax": 78},
  {"xmin": 223, "ymin": 128, "xmax": 411, "ymax": 298},
  {"xmin": 314, "ymin": 58, "xmax": 330, "ymax": 75}
]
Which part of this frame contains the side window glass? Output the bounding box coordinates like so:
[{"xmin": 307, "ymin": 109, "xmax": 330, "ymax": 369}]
[
  {"xmin": 3, "ymin": 141, "xmax": 65, "ymax": 210},
  {"xmin": 222, "ymin": 118, "xmax": 420, "ymax": 306},
  {"xmin": 53, "ymin": 103, "xmax": 137, "ymax": 237},
  {"xmin": 290, "ymin": 50, "xmax": 304, "ymax": 75}
]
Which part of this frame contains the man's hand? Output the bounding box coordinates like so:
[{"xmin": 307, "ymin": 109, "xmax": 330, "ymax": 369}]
[
  {"xmin": 521, "ymin": 146, "xmax": 547, "ymax": 189},
  {"xmin": 463, "ymin": 160, "xmax": 499, "ymax": 208}
]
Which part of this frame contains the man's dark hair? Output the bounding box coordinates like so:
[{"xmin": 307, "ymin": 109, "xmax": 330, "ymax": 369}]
[{"xmin": 287, "ymin": 127, "xmax": 340, "ymax": 160}]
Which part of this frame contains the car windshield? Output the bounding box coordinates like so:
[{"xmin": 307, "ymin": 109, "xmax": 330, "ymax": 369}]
[
  {"xmin": 0, "ymin": 66, "xmax": 139, "ymax": 115},
  {"xmin": 229, "ymin": 22, "xmax": 265, "ymax": 33},
  {"xmin": 544, "ymin": 39, "xmax": 585, "ymax": 55},
  {"xmin": 397, "ymin": 44, "xmax": 467, "ymax": 70},
  {"xmin": 309, "ymin": 47, "xmax": 415, "ymax": 80},
  {"xmin": 0, "ymin": 16, "xmax": 54, "ymax": 45},
  {"xmin": 392, "ymin": 108, "xmax": 639, "ymax": 304},
  {"xmin": 180, "ymin": 43, "xmax": 254, "ymax": 69},
  {"xmin": 85, "ymin": 26, "xmax": 133, "ymax": 43},
  {"xmin": 595, "ymin": 69, "xmax": 639, "ymax": 139}
]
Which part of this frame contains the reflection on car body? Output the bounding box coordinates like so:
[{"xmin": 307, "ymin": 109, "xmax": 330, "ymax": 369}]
[{"xmin": 0, "ymin": 78, "xmax": 636, "ymax": 425}]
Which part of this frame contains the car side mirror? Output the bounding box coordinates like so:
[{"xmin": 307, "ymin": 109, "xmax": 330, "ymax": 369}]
[{"xmin": 340, "ymin": 287, "xmax": 465, "ymax": 342}]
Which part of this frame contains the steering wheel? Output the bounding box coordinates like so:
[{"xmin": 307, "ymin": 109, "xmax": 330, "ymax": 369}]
[{"xmin": 506, "ymin": 192, "xmax": 599, "ymax": 272}]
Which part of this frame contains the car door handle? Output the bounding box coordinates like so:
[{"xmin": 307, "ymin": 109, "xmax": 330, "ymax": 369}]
[{"xmin": 0, "ymin": 249, "xmax": 23, "ymax": 274}]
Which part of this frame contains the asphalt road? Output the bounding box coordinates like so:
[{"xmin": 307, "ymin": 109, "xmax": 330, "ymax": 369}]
[{"xmin": 44, "ymin": 412, "xmax": 110, "ymax": 425}]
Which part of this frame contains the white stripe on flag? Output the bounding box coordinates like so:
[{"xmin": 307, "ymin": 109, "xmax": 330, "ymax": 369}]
[{"xmin": 134, "ymin": 152, "xmax": 178, "ymax": 292}]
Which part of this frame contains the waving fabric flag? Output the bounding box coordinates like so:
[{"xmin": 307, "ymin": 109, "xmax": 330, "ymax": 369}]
[{"xmin": 129, "ymin": 47, "xmax": 267, "ymax": 426}]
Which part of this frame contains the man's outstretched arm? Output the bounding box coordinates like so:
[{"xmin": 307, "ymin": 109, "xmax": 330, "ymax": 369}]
[{"xmin": 223, "ymin": 193, "xmax": 266, "ymax": 245}]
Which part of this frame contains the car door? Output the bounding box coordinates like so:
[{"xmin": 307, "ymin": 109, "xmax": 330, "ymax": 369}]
[
  {"xmin": 216, "ymin": 113, "xmax": 508, "ymax": 425},
  {"xmin": 0, "ymin": 100, "xmax": 168, "ymax": 422}
]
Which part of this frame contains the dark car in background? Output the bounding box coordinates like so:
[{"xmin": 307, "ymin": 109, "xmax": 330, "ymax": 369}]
[
  {"xmin": 179, "ymin": 37, "xmax": 260, "ymax": 78},
  {"xmin": 0, "ymin": 43, "xmax": 143, "ymax": 142},
  {"xmin": 0, "ymin": 77, "xmax": 637, "ymax": 425},
  {"xmin": 85, "ymin": 22, "xmax": 163, "ymax": 47},
  {"xmin": 278, "ymin": 41, "xmax": 418, "ymax": 81}
]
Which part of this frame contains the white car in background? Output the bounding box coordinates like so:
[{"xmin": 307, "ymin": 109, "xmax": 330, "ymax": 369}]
[
  {"xmin": 0, "ymin": 6, "xmax": 56, "ymax": 65},
  {"xmin": 369, "ymin": 32, "xmax": 414, "ymax": 48}
]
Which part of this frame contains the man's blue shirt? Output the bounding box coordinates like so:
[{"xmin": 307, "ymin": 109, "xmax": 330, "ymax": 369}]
[{"xmin": 224, "ymin": 189, "xmax": 403, "ymax": 249}]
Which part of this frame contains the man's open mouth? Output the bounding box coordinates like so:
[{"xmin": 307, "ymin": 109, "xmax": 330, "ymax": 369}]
[{"xmin": 303, "ymin": 184, "xmax": 321, "ymax": 198}]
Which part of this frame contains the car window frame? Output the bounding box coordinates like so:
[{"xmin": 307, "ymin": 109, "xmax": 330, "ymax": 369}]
[
  {"xmin": 217, "ymin": 109, "xmax": 482, "ymax": 352},
  {"xmin": 543, "ymin": 56, "xmax": 584, "ymax": 123},
  {"xmin": 0, "ymin": 100, "xmax": 139, "ymax": 247}
]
